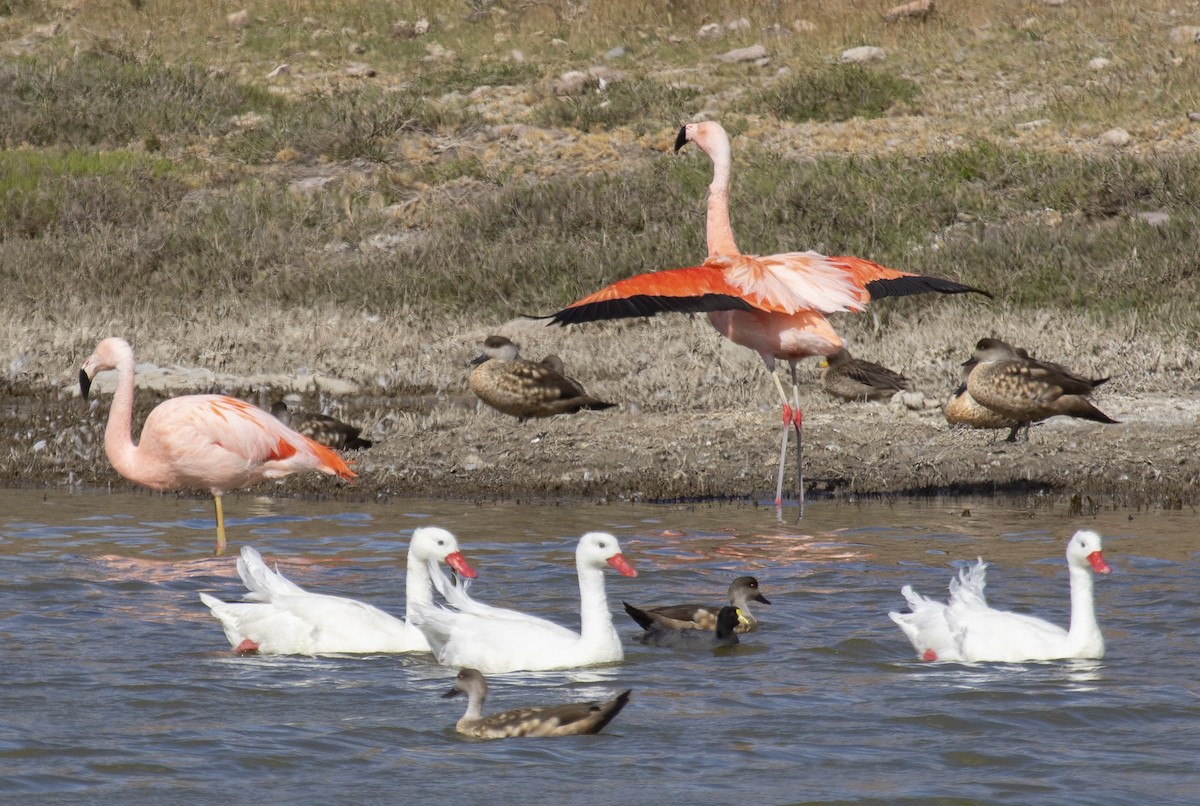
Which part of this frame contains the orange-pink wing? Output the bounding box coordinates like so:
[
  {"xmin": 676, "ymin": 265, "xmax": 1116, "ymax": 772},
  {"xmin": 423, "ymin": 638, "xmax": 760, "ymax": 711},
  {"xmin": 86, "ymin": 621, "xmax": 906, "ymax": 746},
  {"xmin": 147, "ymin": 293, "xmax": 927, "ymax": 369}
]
[
  {"xmin": 192, "ymin": 397, "xmax": 356, "ymax": 480},
  {"xmin": 546, "ymin": 264, "xmax": 759, "ymax": 326},
  {"xmin": 830, "ymin": 255, "xmax": 987, "ymax": 302}
]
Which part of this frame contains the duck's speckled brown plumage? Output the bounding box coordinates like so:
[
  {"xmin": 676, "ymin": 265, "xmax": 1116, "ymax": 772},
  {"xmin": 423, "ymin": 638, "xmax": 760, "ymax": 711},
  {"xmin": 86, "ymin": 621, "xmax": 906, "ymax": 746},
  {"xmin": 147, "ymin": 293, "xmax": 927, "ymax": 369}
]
[
  {"xmin": 271, "ymin": 401, "xmax": 373, "ymax": 450},
  {"xmin": 943, "ymin": 382, "xmax": 1027, "ymax": 442},
  {"xmin": 625, "ymin": 576, "xmax": 770, "ymax": 635},
  {"xmin": 964, "ymin": 338, "xmax": 1117, "ymax": 432},
  {"xmin": 442, "ymin": 668, "xmax": 631, "ymax": 739},
  {"xmin": 468, "ymin": 336, "xmax": 616, "ymax": 423},
  {"xmin": 819, "ymin": 347, "xmax": 910, "ymax": 402}
]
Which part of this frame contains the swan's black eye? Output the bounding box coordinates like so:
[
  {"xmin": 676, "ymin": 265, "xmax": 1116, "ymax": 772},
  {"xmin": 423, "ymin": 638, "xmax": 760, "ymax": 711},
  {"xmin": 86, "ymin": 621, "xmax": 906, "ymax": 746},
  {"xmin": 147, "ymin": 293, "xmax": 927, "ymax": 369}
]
[{"xmin": 437, "ymin": 539, "xmax": 445, "ymax": 546}]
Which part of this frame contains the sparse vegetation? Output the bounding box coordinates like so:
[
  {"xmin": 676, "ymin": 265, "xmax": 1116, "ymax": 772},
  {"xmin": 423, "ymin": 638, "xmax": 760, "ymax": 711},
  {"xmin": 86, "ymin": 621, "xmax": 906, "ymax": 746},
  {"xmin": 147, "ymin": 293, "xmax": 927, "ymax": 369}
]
[{"xmin": 752, "ymin": 64, "xmax": 920, "ymax": 122}]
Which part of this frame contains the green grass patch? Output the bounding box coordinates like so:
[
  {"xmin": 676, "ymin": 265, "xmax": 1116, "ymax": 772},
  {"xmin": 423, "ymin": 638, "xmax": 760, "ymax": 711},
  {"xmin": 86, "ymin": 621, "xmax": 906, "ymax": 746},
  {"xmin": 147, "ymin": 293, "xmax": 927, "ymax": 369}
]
[
  {"xmin": 0, "ymin": 150, "xmax": 185, "ymax": 239},
  {"xmin": 751, "ymin": 64, "xmax": 920, "ymax": 123},
  {"xmin": 0, "ymin": 54, "xmax": 278, "ymax": 149}
]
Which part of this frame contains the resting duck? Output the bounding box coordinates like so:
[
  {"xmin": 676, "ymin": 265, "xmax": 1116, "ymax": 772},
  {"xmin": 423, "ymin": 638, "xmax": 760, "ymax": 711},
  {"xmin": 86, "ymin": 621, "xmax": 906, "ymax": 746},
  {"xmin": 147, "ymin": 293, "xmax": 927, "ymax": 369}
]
[
  {"xmin": 411, "ymin": 532, "xmax": 637, "ymax": 673},
  {"xmin": 819, "ymin": 347, "xmax": 910, "ymax": 402},
  {"xmin": 624, "ymin": 603, "xmax": 741, "ymax": 649},
  {"xmin": 624, "ymin": 575, "xmax": 770, "ymax": 635},
  {"xmin": 964, "ymin": 338, "xmax": 1116, "ymax": 436},
  {"xmin": 199, "ymin": 527, "xmax": 476, "ymax": 655},
  {"xmin": 442, "ymin": 668, "xmax": 632, "ymax": 739},
  {"xmin": 270, "ymin": 400, "xmax": 374, "ymax": 450},
  {"xmin": 468, "ymin": 335, "xmax": 616, "ymax": 422},
  {"xmin": 889, "ymin": 529, "xmax": 1112, "ymax": 663}
]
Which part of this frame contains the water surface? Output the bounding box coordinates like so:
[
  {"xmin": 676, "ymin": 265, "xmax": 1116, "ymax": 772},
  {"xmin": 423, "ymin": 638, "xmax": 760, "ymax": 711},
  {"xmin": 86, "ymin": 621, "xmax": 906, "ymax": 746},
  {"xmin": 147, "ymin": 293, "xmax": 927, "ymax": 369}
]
[{"xmin": 1, "ymin": 489, "xmax": 1197, "ymax": 805}]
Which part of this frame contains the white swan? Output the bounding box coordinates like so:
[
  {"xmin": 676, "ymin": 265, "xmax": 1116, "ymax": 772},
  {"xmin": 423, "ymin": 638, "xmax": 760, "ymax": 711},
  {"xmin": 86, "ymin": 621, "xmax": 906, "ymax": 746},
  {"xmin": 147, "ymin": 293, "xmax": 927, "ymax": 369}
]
[
  {"xmin": 889, "ymin": 529, "xmax": 1112, "ymax": 663},
  {"xmin": 199, "ymin": 527, "xmax": 477, "ymax": 655},
  {"xmin": 410, "ymin": 532, "xmax": 637, "ymax": 674}
]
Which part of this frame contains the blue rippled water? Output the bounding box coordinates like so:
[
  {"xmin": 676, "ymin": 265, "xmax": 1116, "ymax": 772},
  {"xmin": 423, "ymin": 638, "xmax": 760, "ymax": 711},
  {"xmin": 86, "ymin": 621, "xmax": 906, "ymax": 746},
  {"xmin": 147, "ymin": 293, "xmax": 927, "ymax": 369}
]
[{"xmin": 1, "ymin": 489, "xmax": 1197, "ymax": 805}]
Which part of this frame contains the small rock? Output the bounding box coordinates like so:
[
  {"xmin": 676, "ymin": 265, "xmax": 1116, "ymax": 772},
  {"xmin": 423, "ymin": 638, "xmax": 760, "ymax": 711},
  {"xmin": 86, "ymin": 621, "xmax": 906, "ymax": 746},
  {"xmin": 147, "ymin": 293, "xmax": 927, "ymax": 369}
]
[
  {"xmin": 362, "ymin": 233, "xmax": 409, "ymax": 252},
  {"xmin": 727, "ymin": 18, "xmax": 751, "ymax": 31},
  {"xmin": 510, "ymin": 49, "xmax": 525, "ymax": 62},
  {"xmin": 1169, "ymin": 26, "xmax": 1200, "ymax": 44},
  {"xmin": 348, "ymin": 42, "xmax": 366, "ymax": 55},
  {"xmin": 696, "ymin": 23, "xmax": 724, "ymax": 41},
  {"xmin": 1088, "ymin": 57, "xmax": 1111, "ymax": 70},
  {"xmin": 226, "ymin": 9, "xmax": 250, "ymax": 29},
  {"xmin": 884, "ymin": 0, "xmax": 933, "ymax": 23},
  {"xmin": 792, "ymin": 19, "xmax": 817, "ymax": 33},
  {"xmin": 1014, "ymin": 118, "xmax": 1050, "ymax": 130},
  {"xmin": 604, "ymin": 46, "xmax": 626, "ymax": 60},
  {"xmin": 1136, "ymin": 211, "xmax": 1170, "ymax": 228},
  {"xmin": 290, "ymin": 176, "xmax": 337, "ymax": 194},
  {"xmin": 1189, "ymin": 112, "xmax": 1200, "ymax": 122},
  {"xmin": 551, "ymin": 70, "xmax": 590, "ymax": 96},
  {"xmin": 324, "ymin": 241, "xmax": 353, "ymax": 254},
  {"xmin": 894, "ymin": 391, "xmax": 925, "ymax": 411},
  {"xmin": 1099, "ymin": 127, "xmax": 1130, "ymax": 147},
  {"xmin": 422, "ymin": 42, "xmax": 456, "ymax": 63},
  {"xmin": 265, "ymin": 63, "xmax": 290, "ymax": 79},
  {"xmin": 413, "ymin": 18, "xmax": 430, "ymax": 36},
  {"xmin": 716, "ymin": 44, "xmax": 767, "ymax": 64},
  {"xmin": 1040, "ymin": 0, "xmax": 1069, "ymax": 6},
  {"xmin": 345, "ymin": 62, "xmax": 376, "ymax": 78},
  {"xmin": 840, "ymin": 45, "xmax": 886, "ymax": 63}
]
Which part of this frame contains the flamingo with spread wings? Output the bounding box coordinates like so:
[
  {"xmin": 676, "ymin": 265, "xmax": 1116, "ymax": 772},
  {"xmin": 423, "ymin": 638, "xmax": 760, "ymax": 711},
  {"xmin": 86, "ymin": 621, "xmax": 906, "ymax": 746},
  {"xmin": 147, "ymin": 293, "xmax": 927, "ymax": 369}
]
[
  {"xmin": 79, "ymin": 337, "xmax": 355, "ymax": 554},
  {"xmin": 547, "ymin": 121, "xmax": 987, "ymax": 509}
]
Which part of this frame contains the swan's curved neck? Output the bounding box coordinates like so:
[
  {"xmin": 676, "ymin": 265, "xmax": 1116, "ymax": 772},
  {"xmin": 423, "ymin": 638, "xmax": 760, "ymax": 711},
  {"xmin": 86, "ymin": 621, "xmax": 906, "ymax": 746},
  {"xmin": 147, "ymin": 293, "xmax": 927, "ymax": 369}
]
[
  {"xmin": 704, "ymin": 143, "xmax": 740, "ymax": 258},
  {"xmin": 406, "ymin": 556, "xmax": 437, "ymax": 619},
  {"xmin": 1065, "ymin": 564, "xmax": 1102, "ymax": 650},
  {"xmin": 576, "ymin": 564, "xmax": 614, "ymax": 643}
]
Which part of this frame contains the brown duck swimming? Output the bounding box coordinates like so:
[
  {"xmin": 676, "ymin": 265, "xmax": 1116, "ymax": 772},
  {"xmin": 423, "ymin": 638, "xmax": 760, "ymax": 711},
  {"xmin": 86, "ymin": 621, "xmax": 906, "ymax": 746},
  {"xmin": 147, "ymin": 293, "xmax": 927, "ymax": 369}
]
[
  {"xmin": 964, "ymin": 338, "xmax": 1116, "ymax": 436},
  {"xmin": 819, "ymin": 347, "xmax": 910, "ymax": 401},
  {"xmin": 468, "ymin": 335, "xmax": 616, "ymax": 423},
  {"xmin": 270, "ymin": 401, "xmax": 373, "ymax": 450},
  {"xmin": 441, "ymin": 668, "xmax": 632, "ymax": 739},
  {"xmin": 623, "ymin": 603, "xmax": 742, "ymax": 649},
  {"xmin": 624, "ymin": 576, "xmax": 770, "ymax": 635}
]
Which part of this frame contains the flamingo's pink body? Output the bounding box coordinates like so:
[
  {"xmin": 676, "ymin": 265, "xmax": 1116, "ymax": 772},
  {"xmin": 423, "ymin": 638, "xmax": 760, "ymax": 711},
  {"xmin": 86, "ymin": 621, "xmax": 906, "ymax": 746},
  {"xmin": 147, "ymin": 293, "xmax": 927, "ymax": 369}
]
[
  {"xmin": 80, "ymin": 337, "xmax": 355, "ymax": 552},
  {"xmin": 549, "ymin": 121, "xmax": 983, "ymax": 506}
]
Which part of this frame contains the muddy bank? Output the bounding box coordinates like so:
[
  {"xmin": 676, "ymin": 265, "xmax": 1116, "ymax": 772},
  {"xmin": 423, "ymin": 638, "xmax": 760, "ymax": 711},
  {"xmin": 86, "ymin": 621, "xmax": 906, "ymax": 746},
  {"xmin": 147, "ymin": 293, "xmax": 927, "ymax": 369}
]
[{"xmin": 4, "ymin": 370, "xmax": 1197, "ymax": 513}]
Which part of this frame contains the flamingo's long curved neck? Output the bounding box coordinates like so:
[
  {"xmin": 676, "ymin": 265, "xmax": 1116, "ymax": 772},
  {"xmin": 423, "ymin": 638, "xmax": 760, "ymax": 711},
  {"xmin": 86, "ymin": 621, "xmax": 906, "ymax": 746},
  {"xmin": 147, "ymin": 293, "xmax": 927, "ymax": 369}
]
[
  {"xmin": 576, "ymin": 564, "xmax": 615, "ymax": 645},
  {"xmin": 1064, "ymin": 564, "xmax": 1101, "ymax": 651},
  {"xmin": 700, "ymin": 126, "xmax": 740, "ymax": 258},
  {"xmin": 101, "ymin": 344, "xmax": 149, "ymax": 483}
]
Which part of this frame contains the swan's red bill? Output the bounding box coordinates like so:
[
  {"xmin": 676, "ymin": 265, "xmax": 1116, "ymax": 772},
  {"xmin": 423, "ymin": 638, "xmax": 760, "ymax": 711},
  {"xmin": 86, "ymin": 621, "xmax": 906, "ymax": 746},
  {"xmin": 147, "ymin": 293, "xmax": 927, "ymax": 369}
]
[
  {"xmin": 1086, "ymin": 550, "xmax": 1111, "ymax": 574},
  {"xmin": 607, "ymin": 553, "xmax": 637, "ymax": 577},
  {"xmin": 447, "ymin": 551, "xmax": 477, "ymax": 579}
]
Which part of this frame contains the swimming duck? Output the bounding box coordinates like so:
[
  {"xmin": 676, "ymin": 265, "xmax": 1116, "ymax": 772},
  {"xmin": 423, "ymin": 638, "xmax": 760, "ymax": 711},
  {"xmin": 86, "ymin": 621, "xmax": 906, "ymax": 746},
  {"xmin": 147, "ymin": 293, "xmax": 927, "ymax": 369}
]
[
  {"xmin": 442, "ymin": 668, "xmax": 632, "ymax": 739},
  {"xmin": 271, "ymin": 401, "xmax": 373, "ymax": 450},
  {"xmin": 818, "ymin": 347, "xmax": 910, "ymax": 402},
  {"xmin": 889, "ymin": 529, "xmax": 1112, "ymax": 663},
  {"xmin": 623, "ymin": 603, "xmax": 741, "ymax": 649},
  {"xmin": 624, "ymin": 575, "xmax": 770, "ymax": 635},
  {"xmin": 410, "ymin": 532, "xmax": 637, "ymax": 673},
  {"xmin": 964, "ymin": 338, "xmax": 1116, "ymax": 435},
  {"xmin": 468, "ymin": 335, "xmax": 615, "ymax": 422}
]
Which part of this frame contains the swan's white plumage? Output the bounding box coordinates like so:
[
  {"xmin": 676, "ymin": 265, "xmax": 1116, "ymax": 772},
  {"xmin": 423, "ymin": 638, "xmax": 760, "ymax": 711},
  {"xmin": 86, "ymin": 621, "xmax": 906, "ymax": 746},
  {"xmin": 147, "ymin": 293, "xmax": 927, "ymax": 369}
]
[
  {"xmin": 889, "ymin": 530, "xmax": 1111, "ymax": 663},
  {"xmin": 200, "ymin": 527, "xmax": 475, "ymax": 655},
  {"xmin": 411, "ymin": 532, "xmax": 637, "ymax": 674}
]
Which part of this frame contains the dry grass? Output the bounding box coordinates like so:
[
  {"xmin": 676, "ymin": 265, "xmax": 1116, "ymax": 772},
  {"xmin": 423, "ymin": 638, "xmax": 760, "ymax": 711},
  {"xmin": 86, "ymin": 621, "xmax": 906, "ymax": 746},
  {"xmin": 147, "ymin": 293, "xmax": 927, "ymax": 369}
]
[{"xmin": 1, "ymin": 0, "xmax": 1199, "ymax": 406}]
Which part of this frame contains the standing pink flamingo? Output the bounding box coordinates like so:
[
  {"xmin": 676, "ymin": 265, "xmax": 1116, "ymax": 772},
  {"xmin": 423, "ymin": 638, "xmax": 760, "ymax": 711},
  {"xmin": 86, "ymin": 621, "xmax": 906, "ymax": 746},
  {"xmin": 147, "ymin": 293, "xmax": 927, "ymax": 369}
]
[
  {"xmin": 79, "ymin": 337, "xmax": 356, "ymax": 553},
  {"xmin": 548, "ymin": 120, "xmax": 986, "ymax": 510}
]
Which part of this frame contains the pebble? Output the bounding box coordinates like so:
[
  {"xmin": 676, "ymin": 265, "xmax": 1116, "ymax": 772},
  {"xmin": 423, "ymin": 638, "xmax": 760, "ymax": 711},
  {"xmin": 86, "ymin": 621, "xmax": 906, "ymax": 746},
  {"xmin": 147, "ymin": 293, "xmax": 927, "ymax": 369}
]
[
  {"xmin": 840, "ymin": 45, "xmax": 886, "ymax": 63},
  {"xmin": 226, "ymin": 9, "xmax": 249, "ymax": 29},
  {"xmin": 1087, "ymin": 57, "xmax": 1111, "ymax": 70},
  {"xmin": 716, "ymin": 44, "xmax": 767, "ymax": 64},
  {"xmin": 604, "ymin": 46, "xmax": 626, "ymax": 60},
  {"xmin": 884, "ymin": 0, "xmax": 933, "ymax": 23},
  {"xmin": 1169, "ymin": 26, "xmax": 1200, "ymax": 45},
  {"xmin": 1099, "ymin": 127, "xmax": 1130, "ymax": 147}
]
